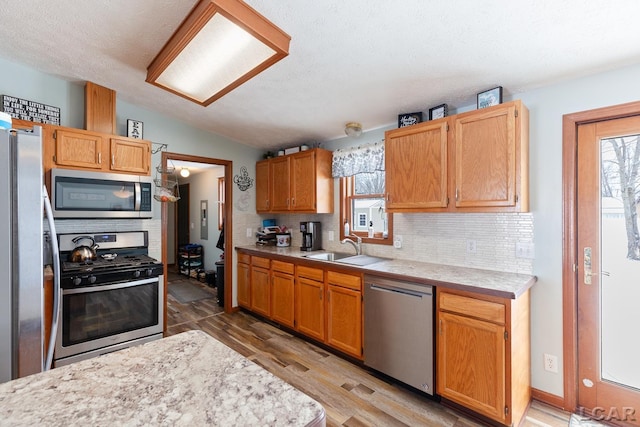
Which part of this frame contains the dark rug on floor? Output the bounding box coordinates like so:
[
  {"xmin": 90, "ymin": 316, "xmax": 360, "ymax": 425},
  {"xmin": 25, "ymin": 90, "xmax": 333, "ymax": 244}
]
[{"xmin": 168, "ymin": 282, "xmax": 214, "ymax": 303}]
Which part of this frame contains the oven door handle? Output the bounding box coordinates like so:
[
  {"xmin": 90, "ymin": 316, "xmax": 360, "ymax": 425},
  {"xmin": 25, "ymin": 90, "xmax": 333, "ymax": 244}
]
[{"xmin": 62, "ymin": 277, "xmax": 159, "ymax": 295}]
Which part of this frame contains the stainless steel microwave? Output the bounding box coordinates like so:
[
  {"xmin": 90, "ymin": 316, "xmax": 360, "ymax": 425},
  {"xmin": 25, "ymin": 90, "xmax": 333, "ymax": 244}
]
[{"xmin": 50, "ymin": 169, "xmax": 153, "ymax": 218}]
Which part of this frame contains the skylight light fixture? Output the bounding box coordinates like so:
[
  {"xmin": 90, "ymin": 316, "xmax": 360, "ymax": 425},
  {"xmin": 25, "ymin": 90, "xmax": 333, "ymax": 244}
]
[{"xmin": 146, "ymin": 0, "xmax": 291, "ymax": 106}]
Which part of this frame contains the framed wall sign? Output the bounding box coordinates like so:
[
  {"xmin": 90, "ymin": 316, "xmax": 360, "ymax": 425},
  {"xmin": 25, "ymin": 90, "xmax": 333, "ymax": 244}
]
[
  {"xmin": 127, "ymin": 119, "xmax": 144, "ymax": 139},
  {"xmin": 477, "ymin": 86, "xmax": 503, "ymax": 109},
  {"xmin": 428, "ymin": 104, "xmax": 448, "ymax": 120},
  {"xmin": 398, "ymin": 112, "xmax": 423, "ymax": 128}
]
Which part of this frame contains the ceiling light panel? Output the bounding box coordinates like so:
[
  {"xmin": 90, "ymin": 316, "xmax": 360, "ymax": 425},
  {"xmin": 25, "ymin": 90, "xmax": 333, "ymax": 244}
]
[{"xmin": 147, "ymin": 0, "xmax": 290, "ymax": 106}]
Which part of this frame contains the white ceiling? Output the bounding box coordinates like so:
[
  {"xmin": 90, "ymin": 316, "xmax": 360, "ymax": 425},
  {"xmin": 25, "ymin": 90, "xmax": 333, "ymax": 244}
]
[{"xmin": 2, "ymin": 1, "xmax": 640, "ymax": 151}]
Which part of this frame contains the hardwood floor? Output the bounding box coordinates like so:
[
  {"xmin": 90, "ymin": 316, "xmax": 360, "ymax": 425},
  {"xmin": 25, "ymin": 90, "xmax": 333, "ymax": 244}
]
[{"xmin": 166, "ymin": 274, "xmax": 571, "ymax": 426}]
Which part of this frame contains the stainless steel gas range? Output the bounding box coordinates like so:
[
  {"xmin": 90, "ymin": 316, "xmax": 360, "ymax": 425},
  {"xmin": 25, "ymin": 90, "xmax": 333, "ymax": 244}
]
[{"xmin": 54, "ymin": 231, "xmax": 164, "ymax": 367}]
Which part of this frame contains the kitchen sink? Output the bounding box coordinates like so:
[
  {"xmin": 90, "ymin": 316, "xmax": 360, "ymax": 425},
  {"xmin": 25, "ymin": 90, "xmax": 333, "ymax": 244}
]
[
  {"xmin": 303, "ymin": 252, "xmax": 353, "ymax": 261},
  {"xmin": 303, "ymin": 252, "xmax": 388, "ymax": 266},
  {"xmin": 336, "ymin": 254, "xmax": 388, "ymax": 266}
]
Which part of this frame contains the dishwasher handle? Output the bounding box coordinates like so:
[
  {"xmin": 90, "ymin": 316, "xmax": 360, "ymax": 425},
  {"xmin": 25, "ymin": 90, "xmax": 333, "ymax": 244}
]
[{"xmin": 368, "ymin": 284, "xmax": 429, "ymax": 298}]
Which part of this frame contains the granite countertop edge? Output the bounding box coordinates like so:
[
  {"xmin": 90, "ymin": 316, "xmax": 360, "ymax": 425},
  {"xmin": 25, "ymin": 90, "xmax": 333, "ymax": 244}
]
[
  {"xmin": 236, "ymin": 245, "xmax": 537, "ymax": 299},
  {"xmin": 0, "ymin": 330, "xmax": 326, "ymax": 427}
]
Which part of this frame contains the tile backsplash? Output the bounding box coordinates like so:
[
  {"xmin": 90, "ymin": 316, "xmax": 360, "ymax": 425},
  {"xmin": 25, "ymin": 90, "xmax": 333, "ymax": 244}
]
[{"xmin": 270, "ymin": 212, "xmax": 534, "ymax": 274}]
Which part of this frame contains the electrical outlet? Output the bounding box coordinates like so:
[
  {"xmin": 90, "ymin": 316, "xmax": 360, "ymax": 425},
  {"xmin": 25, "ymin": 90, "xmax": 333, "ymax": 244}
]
[
  {"xmin": 516, "ymin": 242, "xmax": 535, "ymax": 259},
  {"xmin": 393, "ymin": 235, "xmax": 402, "ymax": 249},
  {"xmin": 246, "ymin": 227, "xmax": 252, "ymax": 238},
  {"xmin": 544, "ymin": 353, "xmax": 558, "ymax": 373},
  {"xmin": 466, "ymin": 239, "xmax": 477, "ymax": 254},
  {"xmin": 328, "ymin": 231, "xmax": 334, "ymax": 241}
]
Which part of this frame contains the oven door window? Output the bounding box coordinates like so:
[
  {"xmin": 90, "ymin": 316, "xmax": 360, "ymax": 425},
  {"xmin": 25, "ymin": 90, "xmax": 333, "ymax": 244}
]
[
  {"xmin": 55, "ymin": 176, "xmax": 136, "ymax": 212},
  {"xmin": 62, "ymin": 281, "xmax": 159, "ymax": 346}
]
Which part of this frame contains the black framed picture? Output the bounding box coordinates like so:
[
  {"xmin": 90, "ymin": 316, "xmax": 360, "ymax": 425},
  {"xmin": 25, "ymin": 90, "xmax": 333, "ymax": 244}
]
[
  {"xmin": 428, "ymin": 104, "xmax": 447, "ymax": 120},
  {"xmin": 127, "ymin": 119, "xmax": 144, "ymax": 139},
  {"xmin": 477, "ymin": 86, "xmax": 503, "ymax": 109},
  {"xmin": 398, "ymin": 112, "xmax": 423, "ymax": 128}
]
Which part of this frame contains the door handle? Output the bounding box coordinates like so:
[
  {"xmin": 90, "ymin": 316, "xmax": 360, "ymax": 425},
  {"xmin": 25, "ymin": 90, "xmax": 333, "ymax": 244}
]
[{"xmin": 583, "ymin": 247, "xmax": 610, "ymax": 285}]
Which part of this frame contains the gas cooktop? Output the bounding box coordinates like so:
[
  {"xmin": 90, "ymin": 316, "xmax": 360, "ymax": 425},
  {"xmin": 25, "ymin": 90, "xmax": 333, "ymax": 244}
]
[{"xmin": 62, "ymin": 254, "xmax": 160, "ymax": 274}]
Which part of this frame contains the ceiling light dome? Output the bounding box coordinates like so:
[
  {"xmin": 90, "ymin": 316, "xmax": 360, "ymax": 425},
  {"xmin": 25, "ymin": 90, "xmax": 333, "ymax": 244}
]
[
  {"xmin": 345, "ymin": 122, "xmax": 362, "ymax": 137},
  {"xmin": 180, "ymin": 168, "xmax": 190, "ymax": 177}
]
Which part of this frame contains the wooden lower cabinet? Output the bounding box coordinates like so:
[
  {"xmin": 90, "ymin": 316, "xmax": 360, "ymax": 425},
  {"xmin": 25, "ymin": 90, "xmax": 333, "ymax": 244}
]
[
  {"xmin": 326, "ymin": 271, "xmax": 362, "ymax": 358},
  {"xmin": 437, "ymin": 289, "xmax": 530, "ymax": 426},
  {"xmin": 295, "ymin": 271, "xmax": 325, "ymax": 342},
  {"xmin": 271, "ymin": 260, "xmax": 295, "ymax": 328},
  {"xmin": 237, "ymin": 254, "xmax": 251, "ymax": 308},
  {"xmin": 250, "ymin": 257, "xmax": 271, "ymax": 317}
]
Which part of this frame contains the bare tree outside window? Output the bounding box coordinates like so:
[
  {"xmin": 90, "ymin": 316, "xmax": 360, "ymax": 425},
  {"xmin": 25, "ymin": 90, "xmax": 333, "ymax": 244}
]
[{"xmin": 601, "ymin": 134, "xmax": 640, "ymax": 260}]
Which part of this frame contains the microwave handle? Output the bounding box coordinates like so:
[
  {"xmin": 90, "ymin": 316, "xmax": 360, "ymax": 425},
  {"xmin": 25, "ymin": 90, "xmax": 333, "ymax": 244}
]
[{"xmin": 134, "ymin": 182, "xmax": 141, "ymax": 210}]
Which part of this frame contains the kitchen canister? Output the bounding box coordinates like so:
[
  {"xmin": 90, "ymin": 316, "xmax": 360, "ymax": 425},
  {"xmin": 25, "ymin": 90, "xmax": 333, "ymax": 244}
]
[
  {"xmin": 276, "ymin": 233, "xmax": 291, "ymax": 247},
  {"xmin": 0, "ymin": 112, "xmax": 12, "ymax": 130}
]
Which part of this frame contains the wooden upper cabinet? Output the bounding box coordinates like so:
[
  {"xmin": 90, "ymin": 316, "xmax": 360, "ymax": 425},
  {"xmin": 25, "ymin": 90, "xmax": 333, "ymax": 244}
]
[
  {"xmin": 52, "ymin": 127, "xmax": 151, "ymax": 175},
  {"xmin": 453, "ymin": 101, "xmax": 528, "ymax": 210},
  {"xmin": 270, "ymin": 156, "xmax": 291, "ymax": 211},
  {"xmin": 256, "ymin": 148, "xmax": 333, "ymax": 214},
  {"xmin": 85, "ymin": 82, "xmax": 116, "ymax": 134},
  {"xmin": 54, "ymin": 129, "xmax": 103, "ymax": 170},
  {"xmin": 255, "ymin": 160, "xmax": 270, "ymax": 212},
  {"xmin": 110, "ymin": 138, "xmax": 150, "ymax": 174},
  {"xmin": 384, "ymin": 100, "xmax": 529, "ymax": 213},
  {"xmin": 386, "ymin": 120, "xmax": 448, "ymax": 211}
]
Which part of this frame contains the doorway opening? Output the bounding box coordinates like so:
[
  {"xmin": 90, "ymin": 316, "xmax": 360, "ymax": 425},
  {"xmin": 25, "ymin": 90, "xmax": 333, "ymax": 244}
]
[{"xmin": 160, "ymin": 151, "xmax": 233, "ymax": 326}]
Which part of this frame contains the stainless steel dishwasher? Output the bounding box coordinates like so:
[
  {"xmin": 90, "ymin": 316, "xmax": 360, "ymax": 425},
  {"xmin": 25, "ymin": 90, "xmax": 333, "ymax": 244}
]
[{"xmin": 363, "ymin": 275, "xmax": 433, "ymax": 395}]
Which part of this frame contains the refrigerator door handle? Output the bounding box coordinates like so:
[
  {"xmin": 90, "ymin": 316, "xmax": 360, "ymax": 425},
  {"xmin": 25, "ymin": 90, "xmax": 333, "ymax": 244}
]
[{"xmin": 42, "ymin": 186, "xmax": 60, "ymax": 372}]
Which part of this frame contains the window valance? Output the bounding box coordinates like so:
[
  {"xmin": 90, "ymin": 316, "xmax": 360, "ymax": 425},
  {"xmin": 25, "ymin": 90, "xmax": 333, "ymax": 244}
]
[{"xmin": 331, "ymin": 140, "xmax": 385, "ymax": 178}]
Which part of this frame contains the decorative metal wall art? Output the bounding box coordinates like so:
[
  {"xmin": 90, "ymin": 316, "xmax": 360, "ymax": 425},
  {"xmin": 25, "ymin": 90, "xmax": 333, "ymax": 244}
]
[{"xmin": 233, "ymin": 166, "xmax": 254, "ymax": 191}]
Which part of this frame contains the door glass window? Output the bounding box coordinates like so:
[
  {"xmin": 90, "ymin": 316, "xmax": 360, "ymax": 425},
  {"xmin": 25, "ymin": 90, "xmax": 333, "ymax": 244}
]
[{"xmin": 600, "ymin": 133, "xmax": 640, "ymax": 390}]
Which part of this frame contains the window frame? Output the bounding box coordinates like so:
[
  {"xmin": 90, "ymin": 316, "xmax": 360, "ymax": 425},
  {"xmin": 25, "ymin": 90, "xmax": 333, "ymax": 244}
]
[{"xmin": 339, "ymin": 176, "xmax": 393, "ymax": 245}]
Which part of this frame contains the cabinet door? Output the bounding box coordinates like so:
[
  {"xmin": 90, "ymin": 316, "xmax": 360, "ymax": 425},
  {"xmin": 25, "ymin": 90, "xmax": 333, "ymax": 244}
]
[
  {"xmin": 237, "ymin": 262, "xmax": 251, "ymax": 308},
  {"xmin": 251, "ymin": 266, "xmax": 271, "ymax": 317},
  {"xmin": 255, "ymin": 160, "xmax": 271, "ymax": 212},
  {"xmin": 295, "ymin": 277, "xmax": 325, "ymax": 341},
  {"xmin": 454, "ymin": 103, "xmax": 516, "ymax": 208},
  {"xmin": 270, "ymin": 156, "xmax": 291, "ymax": 211},
  {"xmin": 54, "ymin": 129, "xmax": 103, "ymax": 169},
  {"xmin": 271, "ymin": 271, "xmax": 295, "ymax": 328},
  {"xmin": 290, "ymin": 151, "xmax": 316, "ymax": 211},
  {"xmin": 327, "ymin": 284, "xmax": 362, "ymax": 358},
  {"xmin": 110, "ymin": 138, "xmax": 150, "ymax": 174},
  {"xmin": 386, "ymin": 120, "xmax": 448, "ymax": 210},
  {"xmin": 437, "ymin": 311, "xmax": 506, "ymax": 423}
]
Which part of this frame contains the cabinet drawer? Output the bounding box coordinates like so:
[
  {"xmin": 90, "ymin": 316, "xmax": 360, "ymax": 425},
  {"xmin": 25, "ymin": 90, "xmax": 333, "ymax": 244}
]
[
  {"xmin": 327, "ymin": 271, "xmax": 361, "ymax": 291},
  {"xmin": 252, "ymin": 256, "xmax": 270, "ymax": 269},
  {"xmin": 439, "ymin": 292, "xmax": 504, "ymax": 324},
  {"xmin": 237, "ymin": 253, "xmax": 250, "ymax": 264},
  {"xmin": 297, "ymin": 265, "xmax": 324, "ymax": 282},
  {"xmin": 272, "ymin": 260, "xmax": 294, "ymax": 274}
]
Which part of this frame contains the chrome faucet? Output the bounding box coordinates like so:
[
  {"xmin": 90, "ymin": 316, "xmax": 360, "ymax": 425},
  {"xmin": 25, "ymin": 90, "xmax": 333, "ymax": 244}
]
[{"xmin": 340, "ymin": 234, "xmax": 362, "ymax": 255}]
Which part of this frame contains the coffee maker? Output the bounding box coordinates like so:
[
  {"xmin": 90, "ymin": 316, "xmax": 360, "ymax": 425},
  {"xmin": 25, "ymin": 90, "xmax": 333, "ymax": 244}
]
[{"xmin": 300, "ymin": 221, "xmax": 322, "ymax": 251}]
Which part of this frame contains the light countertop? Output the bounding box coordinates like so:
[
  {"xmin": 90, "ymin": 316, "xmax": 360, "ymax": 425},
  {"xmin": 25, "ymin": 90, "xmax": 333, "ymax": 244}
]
[
  {"xmin": 236, "ymin": 245, "xmax": 536, "ymax": 299},
  {"xmin": 0, "ymin": 330, "xmax": 326, "ymax": 427}
]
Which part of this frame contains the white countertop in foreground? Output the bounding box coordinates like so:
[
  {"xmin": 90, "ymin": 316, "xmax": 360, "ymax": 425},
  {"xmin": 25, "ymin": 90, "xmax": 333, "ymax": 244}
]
[
  {"xmin": 0, "ymin": 331, "xmax": 326, "ymax": 427},
  {"xmin": 237, "ymin": 245, "xmax": 536, "ymax": 299}
]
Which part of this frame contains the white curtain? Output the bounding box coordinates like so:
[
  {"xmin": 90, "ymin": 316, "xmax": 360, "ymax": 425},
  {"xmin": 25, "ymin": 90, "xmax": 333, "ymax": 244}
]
[{"xmin": 331, "ymin": 140, "xmax": 385, "ymax": 178}]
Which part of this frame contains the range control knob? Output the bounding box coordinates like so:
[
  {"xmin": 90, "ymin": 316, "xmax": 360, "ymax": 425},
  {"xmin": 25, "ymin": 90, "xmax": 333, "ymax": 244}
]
[
  {"xmin": 146, "ymin": 268, "xmax": 154, "ymax": 277},
  {"xmin": 73, "ymin": 277, "xmax": 82, "ymax": 286},
  {"xmin": 133, "ymin": 270, "xmax": 141, "ymax": 279},
  {"xmin": 89, "ymin": 275, "xmax": 97, "ymax": 284}
]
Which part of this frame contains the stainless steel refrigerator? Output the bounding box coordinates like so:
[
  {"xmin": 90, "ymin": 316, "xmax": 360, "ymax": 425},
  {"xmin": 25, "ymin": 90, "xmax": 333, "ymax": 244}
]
[{"xmin": 0, "ymin": 126, "xmax": 60, "ymax": 383}]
